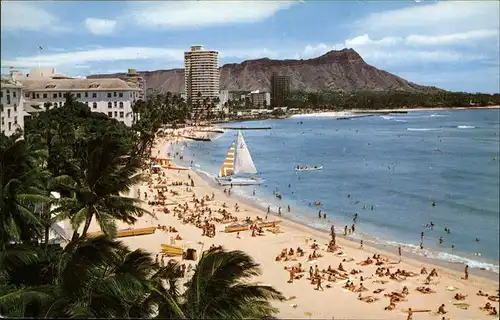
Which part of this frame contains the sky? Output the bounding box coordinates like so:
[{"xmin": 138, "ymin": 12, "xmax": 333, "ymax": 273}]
[{"xmin": 1, "ymin": 0, "xmax": 499, "ymax": 93}]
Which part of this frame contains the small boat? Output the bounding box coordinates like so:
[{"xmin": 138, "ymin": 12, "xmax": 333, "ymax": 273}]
[
  {"xmin": 256, "ymin": 220, "xmax": 282, "ymax": 228},
  {"xmin": 224, "ymin": 222, "xmax": 251, "ymax": 233},
  {"xmin": 216, "ymin": 131, "xmax": 264, "ymax": 186},
  {"xmin": 295, "ymin": 165, "xmax": 323, "ymax": 172}
]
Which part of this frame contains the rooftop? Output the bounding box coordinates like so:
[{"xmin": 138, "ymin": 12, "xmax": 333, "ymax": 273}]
[{"xmin": 19, "ymin": 78, "xmax": 140, "ymax": 91}]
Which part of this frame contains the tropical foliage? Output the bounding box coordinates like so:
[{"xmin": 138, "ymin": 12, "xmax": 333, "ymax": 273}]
[
  {"xmin": 282, "ymin": 89, "xmax": 500, "ymax": 110},
  {"xmin": 0, "ymin": 94, "xmax": 282, "ymax": 319}
]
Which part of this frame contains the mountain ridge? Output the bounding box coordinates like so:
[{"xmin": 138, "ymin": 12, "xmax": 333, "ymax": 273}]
[{"xmin": 87, "ymin": 48, "xmax": 437, "ymax": 93}]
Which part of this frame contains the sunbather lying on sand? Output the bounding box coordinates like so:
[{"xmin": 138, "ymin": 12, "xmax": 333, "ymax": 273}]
[
  {"xmin": 480, "ymin": 302, "xmax": 492, "ymax": 311},
  {"xmin": 416, "ymin": 286, "xmax": 436, "ymax": 294},
  {"xmin": 487, "ymin": 295, "xmax": 499, "ymax": 302},
  {"xmin": 477, "ymin": 290, "xmax": 489, "ymax": 297},
  {"xmin": 358, "ymin": 257, "xmax": 373, "ymax": 266},
  {"xmin": 453, "ymin": 293, "xmax": 467, "ymax": 301},
  {"xmin": 358, "ymin": 293, "xmax": 379, "ymax": 303},
  {"xmin": 384, "ymin": 302, "xmax": 396, "ymax": 311},
  {"xmin": 373, "ymin": 288, "xmax": 385, "ymax": 294}
]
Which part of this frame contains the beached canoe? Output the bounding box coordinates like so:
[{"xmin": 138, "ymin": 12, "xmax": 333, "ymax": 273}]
[
  {"xmin": 224, "ymin": 223, "xmax": 250, "ymax": 233},
  {"xmin": 161, "ymin": 244, "xmax": 184, "ymax": 257},
  {"xmin": 257, "ymin": 220, "xmax": 282, "ymax": 228},
  {"xmin": 87, "ymin": 226, "xmax": 156, "ymax": 239}
]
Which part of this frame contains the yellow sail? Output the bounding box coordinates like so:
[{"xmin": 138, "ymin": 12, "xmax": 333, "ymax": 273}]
[{"xmin": 219, "ymin": 142, "xmax": 235, "ymax": 177}]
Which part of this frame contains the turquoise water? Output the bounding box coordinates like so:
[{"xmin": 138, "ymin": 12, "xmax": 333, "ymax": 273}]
[{"xmin": 172, "ymin": 109, "xmax": 500, "ymax": 273}]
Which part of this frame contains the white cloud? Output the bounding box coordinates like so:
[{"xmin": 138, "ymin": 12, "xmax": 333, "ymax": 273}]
[
  {"xmin": 0, "ymin": 2, "xmax": 69, "ymax": 32},
  {"xmin": 128, "ymin": 1, "xmax": 295, "ymax": 28},
  {"xmin": 1, "ymin": 46, "xmax": 282, "ymax": 70},
  {"xmin": 356, "ymin": 1, "xmax": 500, "ymax": 36},
  {"xmin": 85, "ymin": 18, "xmax": 117, "ymax": 35},
  {"xmin": 405, "ymin": 29, "xmax": 499, "ymax": 46}
]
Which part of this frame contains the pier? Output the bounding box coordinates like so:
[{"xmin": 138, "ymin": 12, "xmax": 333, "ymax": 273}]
[{"xmin": 222, "ymin": 126, "xmax": 272, "ymax": 130}]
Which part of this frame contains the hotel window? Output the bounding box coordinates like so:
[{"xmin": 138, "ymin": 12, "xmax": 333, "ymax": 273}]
[
  {"xmin": 119, "ymin": 92, "xmax": 123, "ymax": 98},
  {"xmin": 8, "ymin": 122, "xmax": 11, "ymax": 131},
  {"xmin": 25, "ymin": 92, "xmax": 30, "ymax": 98},
  {"xmin": 114, "ymin": 111, "xmax": 117, "ymax": 117},
  {"xmin": 36, "ymin": 93, "xmax": 40, "ymax": 99},
  {"xmin": 76, "ymin": 93, "xmax": 81, "ymax": 98},
  {"xmin": 54, "ymin": 102, "xmax": 58, "ymax": 108},
  {"xmin": 59, "ymin": 92, "xmax": 62, "ymax": 98},
  {"xmin": 85, "ymin": 92, "xmax": 88, "ymax": 98},
  {"xmin": 93, "ymin": 102, "xmax": 97, "ymax": 109},
  {"xmin": 114, "ymin": 101, "xmax": 117, "ymax": 107},
  {"xmin": 6, "ymin": 90, "xmax": 9, "ymax": 94},
  {"xmin": 113, "ymin": 92, "xmax": 117, "ymax": 97},
  {"xmin": 13, "ymin": 91, "xmax": 16, "ymax": 98},
  {"xmin": 1, "ymin": 117, "xmax": 3, "ymax": 125},
  {"xmin": 53, "ymin": 93, "xmax": 57, "ymax": 98},
  {"xmin": 7, "ymin": 109, "xmax": 11, "ymax": 117},
  {"xmin": 43, "ymin": 93, "xmax": 47, "ymax": 98},
  {"xmin": 107, "ymin": 92, "xmax": 112, "ymax": 98},
  {"xmin": 14, "ymin": 105, "xmax": 17, "ymax": 112},
  {"xmin": 119, "ymin": 102, "xmax": 123, "ymax": 108},
  {"xmin": 108, "ymin": 111, "xmax": 112, "ymax": 117},
  {"xmin": 92, "ymin": 92, "xmax": 97, "ymax": 98},
  {"xmin": 119, "ymin": 112, "xmax": 124, "ymax": 118},
  {"xmin": 108, "ymin": 102, "xmax": 112, "ymax": 108},
  {"xmin": 14, "ymin": 116, "xmax": 17, "ymax": 124},
  {"xmin": 32, "ymin": 93, "xmax": 36, "ymax": 99},
  {"xmin": 7, "ymin": 96, "xmax": 11, "ymax": 104}
]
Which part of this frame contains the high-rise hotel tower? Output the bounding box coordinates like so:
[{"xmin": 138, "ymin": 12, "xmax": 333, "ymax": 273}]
[{"xmin": 184, "ymin": 45, "xmax": 219, "ymax": 113}]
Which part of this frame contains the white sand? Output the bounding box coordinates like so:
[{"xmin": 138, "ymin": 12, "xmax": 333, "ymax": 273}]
[{"xmin": 86, "ymin": 129, "xmax": 499, "ymax": 319}]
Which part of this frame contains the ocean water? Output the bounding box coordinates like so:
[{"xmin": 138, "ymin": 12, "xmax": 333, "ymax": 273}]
[{"xmin": 171, "ymin": 109, "xmax": 500, "ymax": 273}]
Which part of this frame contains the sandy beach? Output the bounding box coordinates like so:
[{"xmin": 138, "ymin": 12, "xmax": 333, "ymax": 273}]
[{"xmin": 86, "ymin": 128, "xmax": 499, "ymax": 319}]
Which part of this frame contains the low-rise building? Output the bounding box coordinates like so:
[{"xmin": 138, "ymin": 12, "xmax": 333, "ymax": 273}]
[
  {"xmin": 250, "ymin": 91, "xmax": 270, "ymax": 108},
  {"xmin": 0, "ymin": 76, "xmax": 25, "ymax": 136},
  {"xmin": 20, "ymin": 78, "xmax": 140, "ymax": 127}
]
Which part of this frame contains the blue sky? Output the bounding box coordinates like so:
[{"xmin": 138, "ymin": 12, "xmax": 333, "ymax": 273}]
[{"xmin": 1, "ymin": 0, "xmax": 499, "ymax": 93}]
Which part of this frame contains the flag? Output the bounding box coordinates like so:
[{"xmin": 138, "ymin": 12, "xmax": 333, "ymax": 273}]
[{"xmin": 39, "ymin": 46, "xmax": 43, "ymax": 51}]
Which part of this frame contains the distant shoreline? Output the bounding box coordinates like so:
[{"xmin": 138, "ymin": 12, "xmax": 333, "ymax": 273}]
[{"xmin": 290, "ymin": 105, "xmax": 500, "ymax": 118}]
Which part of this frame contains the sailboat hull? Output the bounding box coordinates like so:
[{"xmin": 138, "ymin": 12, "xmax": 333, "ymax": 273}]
[{"xmin": 216, "ymin": 176, "xmax": 264, "ymax": 186}]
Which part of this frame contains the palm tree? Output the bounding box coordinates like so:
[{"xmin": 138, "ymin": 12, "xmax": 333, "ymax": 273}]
[
  {"xmin": 57, "ymin": 135, "xmax": 148, "ymax": 242},
  {"xmin": 0, "ymin": 132, "xmax": 49, "ymax": 247},
  {"xmin": 179, "ymin": 247, "xmax": 283, "ymax": 319}
]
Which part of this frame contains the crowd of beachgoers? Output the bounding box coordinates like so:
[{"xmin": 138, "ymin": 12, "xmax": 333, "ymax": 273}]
[{"xmin": 85, "ymin": 126, "xmax": 499, "ymax": 319}]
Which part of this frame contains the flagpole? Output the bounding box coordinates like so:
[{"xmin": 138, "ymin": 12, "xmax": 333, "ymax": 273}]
[{"xmin": 37, "ymin": 46, "xmax": 43, "ymax": 69}]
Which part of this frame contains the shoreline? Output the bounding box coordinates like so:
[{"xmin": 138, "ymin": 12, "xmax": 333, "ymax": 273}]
[
  {"xmin": 289, "ymin": 105, "xmax": 500, "ymax": 118},
  {"xmin": 84, "ymin": 125, "xmax": 499, "ymax": 319},
  {"xmin": 190, "ymin": 164, "xmax": 499, "ymax": 283}
]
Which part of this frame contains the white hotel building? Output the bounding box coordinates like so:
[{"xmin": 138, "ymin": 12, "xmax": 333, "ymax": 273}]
[
  {"xmin": 20, "ymin": 78, "xmax": 139, "ymax": 127},
  {"xmin": 1, "ymin": 68, "xmax": 140, "ymax": 136},
  {"xmin": 0, "ymin": 77, "xmax": 25, "ymax": 136}
]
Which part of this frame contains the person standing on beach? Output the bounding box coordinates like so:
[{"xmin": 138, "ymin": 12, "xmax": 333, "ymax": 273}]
[
  {"xmin": 406, "ymin": 308, "xmax": 413, "ymax": 320},
  {"xmin": 330, "ymin": 225, "xmax": 335, "ymax": 238},
  {"xmin": 344, "ymin": 225, "xmax": 348, "ymax": 236},
  {"xmin": 464, "ymin": 264, "xmax": 469, "ymax": 280},
  {"xmin": 351, "ymin": 224, "xmax": 355, "ymax": 233},
  {"xmin": 309, "ymin": 266, "xmax": 313, "ymax": 280},
  {"xmin": 267, "ymin": 206, "xmax": 270, "ymax": 214},
  {"xmin": 318, "ymin": 210, "xmax": 322, "ymax": 218},
  {"xmin": 360, "ymin": 240, "xmax": 364, "ymax": 249},
  {"xmin": 398, "ymin": 246, "xmax": 402, "ymax": 259},
  {"xmin": 353, "ymin": 213, "xmax": 358, "ymax": 224},
  {"xmin": 278, "ymin": 207, "xmax": 282, "ymax": 216},
  {"xmin": 316, "ymin": 275, "xmax": 324, "ymax": 291},
  {"xmin": 253, "ymin": 189, "xmax": 256, "ymax": 196},
  {"xmin": 288, "ymin": 205, "xmax": 291, "ymax": 212}
]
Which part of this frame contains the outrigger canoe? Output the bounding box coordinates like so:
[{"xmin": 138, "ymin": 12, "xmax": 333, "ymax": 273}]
[
  {"xmin": 224, "ymin": 220, "xmax": 282, "ymax": 233},
  {"xmin": 161, "ymin": 244, "xmax": 184, "ymax": 257},
  {"xmin": 87, "ymin": 226, "xmax": 156, "ymax": 239}
]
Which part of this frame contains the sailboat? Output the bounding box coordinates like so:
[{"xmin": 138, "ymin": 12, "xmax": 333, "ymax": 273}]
[{"xmin": 216, "ymin": 131, "xmax": 263, "ymax": 186}]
